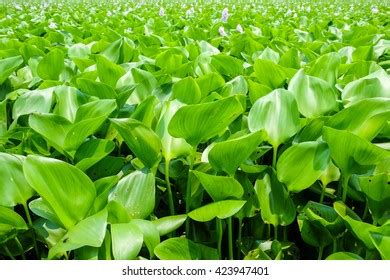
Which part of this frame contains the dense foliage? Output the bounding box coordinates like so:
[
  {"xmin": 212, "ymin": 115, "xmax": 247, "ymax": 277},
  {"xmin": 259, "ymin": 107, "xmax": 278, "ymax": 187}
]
[{"xmin": 0, "ymin": 0, "xmax": 389, "ymax": 260}]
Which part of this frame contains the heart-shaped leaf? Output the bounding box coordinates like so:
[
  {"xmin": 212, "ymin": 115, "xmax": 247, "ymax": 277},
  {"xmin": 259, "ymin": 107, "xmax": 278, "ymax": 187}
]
[
  {"xmin": 111, "ymin": 222, "xmax": 143, "ymax": 260},
  {"xmin": 0, "ymin": 56, "xmax": 23, "ymax": 85},
  {"xmin": 37, "ymin": 49, "xmax": 64, "ymax": 81},
  {"xmin": 323, "ymin": 127, "xmax": 390, "ymax": 176},
  {"xmin": 248, "ymin": 89, "xmax": 300, "ymax": 147},
  {"xmin": 168, "ymin": 96, "xmax": 244, "ymax": 146},
  {"xmin": 255, "ymin": 172, "xmax": 296, "ymax": 227},
  {"xmin": 0, "ymin": 153, "xmax": 34, "ymax": 207},
  {"xmin": 192, "ymin": 171, "xmax": 244, "ymax": 201},
  {"xmin": 108, "ymin": 171, "xmax": 155, "ymax": 219},
  {"xmin": 23, "ymin": 155, "xmax": 96, "ymax": 229},
  {"xmin": 188, "ymin": 200, "xmax": 246, "ymax": 222},
  {"xmin": 48, "ymin": 208, "xmax": 107, "ymax": 259},
  {"xmin": 155, "ymin": 101, "xmax": 192, "ymax": 161},
  {"xmin": 151, "ymin": 215, "xmax": 187, "ymax": 236},
  {"xmin": 326, "ymin": 98, "xmax": 390, "ymax": 141},
  {"xmin": 154, "ymin": 237, "xmax": 218, "ymax": 260},
  {"xmin": 288, "ymin": 69, "xmax": 338, "ymax": 118},
  {"xmin": 208, "ymin": 130, "xmax": 266, "ymax": 176},
  {"xmin": 111, "ymin": 118, "xmax": 162, "ymax": 169},
  {"xmin": 277, "ymin": 141, "xmax": 330, "ymax": 193}
]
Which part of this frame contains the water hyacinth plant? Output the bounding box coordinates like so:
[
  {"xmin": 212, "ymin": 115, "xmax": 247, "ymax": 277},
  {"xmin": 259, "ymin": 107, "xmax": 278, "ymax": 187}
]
[{"xmin": 0, "ymin": 0, "xmax": 389, "ymax": 261}]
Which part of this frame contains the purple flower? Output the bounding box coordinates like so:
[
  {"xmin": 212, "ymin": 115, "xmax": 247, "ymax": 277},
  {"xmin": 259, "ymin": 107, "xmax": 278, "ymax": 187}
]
[
  {"xmin": 219, "ymin": 26, "xmax": 227, "ymax": 37},
  {"xmin": 236, "ymin": 24, "xmax": 244, "ymax": 33},
  {"xmin": 159, "ymin": 7, "xmax": 165, "ymax": 17},
  {"xmin": 221, "ymin": 7, "xmax": 229, "ymax": 22}
]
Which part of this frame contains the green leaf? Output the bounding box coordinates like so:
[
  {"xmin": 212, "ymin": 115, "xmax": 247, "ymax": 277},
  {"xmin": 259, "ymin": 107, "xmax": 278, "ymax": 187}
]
[
  {"xmin": 111, "ymin": 223, "xmax": 143, "ymax": 260},
  {"xmin": 333, "ymin": 201, "xmax": 388, "ymax": 250},
  {"xmin": 196, "ymin": 72, "xmax": 225, "ymax": 97},
  {"xmin": 303, "ymin": 201, "xmax": 344, "ymax": 235},
  {"xmin": 108, "ymin": 171, "xmax": 155, "ymax": 219},
  {"xmin": 277, "ymin": 141, "xmax": 330, "ymax": 193},
  {"xmin": 77, "ymin": 78, "xmax": 117, "ymax": 100},
  {"xmin": 255, "ymin": 172, "xmax": 296, "ymax": 227},
  {"xmin": 307, "ymin": 52, "xmax": 340, "ymax": 86},
  {"xmin": 131, "ymin": 95, "xmax": 158, "ymax": 127},
  {"xmin": 33, "ymin": 219, "xmax": 67, "ymax": 249},
  {"xmin": 168, "ymin": 96, "xmax": 244, "ymax": 146},
  {"xmin": 29, "ymin": 99, "xmax": 117, "ymax": 154},
  {"xmin": 288, "ymin": 69, "xmax": 338, "ymax": 118},
  {"xmin": 211, "ymin": 54, "xmax": 244, "ymax": 78},
  {"xmin": 129, "ymin": 220, "xmax": 160, "ymax": 258},
  {"xmin": 192, "ymin": 171, "xmax": 244, "ymax": 201},
  {"xmin": 208, "ymin": 130, "xmax": 266, "ymax": 176},
  {"xmin": 48, "ymin": 208, "xmax": 107, "ymax": 259},
  {"xmin": 326, "ymin": 252, "xmax": 363, "ymax": 260},
  {"xmin": 248, "ymin": 89, "xmax": 300, "ymax": 147},
  {"xmin": 92, "ymin": 176, "xmax": 120, "ymax": 213},
  {"xmin": 96, "ymin": 55, "xmax": 125, "ymax": 88},
  {"xmin": 155, "ymin": 50, "xmax": 183, "ymax": 74},
  {"xmin": 110, "ymin": 118, "xmax": 162, "ymax": 169},
  {"xmin": 0, "ymin": 153, "xmax": 34, "ymax": 207},
  {"xmin": 0, "ymin": 56, "xmax": 23, "ymax": 85},
  {"xmin": 117, "ymin": 68, "xmax": 157, "ymax": 104},
  {"xmin": 151, "ymin": 215, "xmax": 187, "ymax": 236},
  {"xmin": 29, "ymin": 198, "xmax": 62, "ymax": 226},
  {"xmin": 172, "ymin": 77, "xmax": 201, "ymax": 104},
  {"xmin": 298, "ymin": 215, "xmax": 333, "ymax": 248},
  {"xmin": 74, "ymin": 139, "xmax": 115, "ymax": 171},
  {"xmin": 154, "ymin": 237, "xmax": 218, "ymax": 260},
  {"xmin": 12, "ymin": 88, "xmax": 54, "ymax": 119},
  {"xmin": 358, "ymin": 174, "xmax": 390, "ymax": 225},
  {"xmin": 253, "ymin": 59, "xmax": 296, "ymax": 89},
  {"xmin": 342, "ymin": 70, "xmax": 390, "ymax": 105},
  {"xmin": 326, "ymin": 98, "xmax": 390, "ymax": 141},
  {"xmin": 37, "ymin": 49, "xmax": 64, "ymax": 80},
  {"xmin": 0, "ymin": 206, "xmax": 28, "ymax": 238},
  {"xmin": 323, "ymin": 127, "xmax": 390, "ymax": 175},
  {"xmin": 155, "ymin": 101, "xmax": 192, "ymax": 161},
  {"xmin": 370, "ymin": 232, "xmax": 390, "ymax": 260},
  {"xmin": 29, "ymin": 114, "xmax": 72, "ymax": 155},
  {"xmin": 23, "ymin": 155, "xmax": 96, "ymax": 229},
  {"xmin": 188, "ymin": 200, "xmax": 246, "ymax": 222},
  {"xmin": 0, "ymin": 100, "xmax": 6, "ymax": 136}
]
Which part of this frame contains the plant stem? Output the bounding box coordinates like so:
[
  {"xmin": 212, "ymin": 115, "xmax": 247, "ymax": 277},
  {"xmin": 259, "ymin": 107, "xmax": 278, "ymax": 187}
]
[
  {"xmin": 23, "ymin": 203, "xmax": 39, "ymax": 258},
  {"xmin": 274, "ymin": 225, "xmax": 278, "ymax": 241},
  {"xmin": 267, "ymin": 224, "xmax": 271, "ymax": 239},
  {"xmin": 3, "ymin": 244, "xmax": 15, "ymax": 260},
  {"xmin": 362, "ymin": 201, "xmax": 369, "ymax": 221},
  {"xmin": 283, "ymin": 226, "xmax": 288, "ymax": 242},
  {"xmin": 216, "ymin": 218, "xmax": 223, "ymax": 259},
  {"xmin": 185, "ymin": 146, "xmax": 197, "ymax": 238},
  {"xmin": 341, "ymin": 175, "xmax": 350, "ymax": 203},
  {"xmin": 14, "ymin": 236, "xmax": 26, "ymax": 260},
  {"xmin": 164, "ymin": 159, "xmax": 175, "ymax": 216},
  {"xmin": 227, "ymin": 217, "xmax": 233, "ymax": 260},
  {"xmin": 237, "ymin": 217, "xmax": 243, "ymax": 259},
  {"xmin": 318, "ymin": 246, "xmax": 324, "ymax": 260},
  {"xmin": 333, "ymin": 239, "xmax": 337, "ymax": 253},
  {"xmin": 272, "ymin": 145, "xmax": 278, "ymax": 169},
  {"xmin": 319, "ymin": 182, "xmax": 326, "ymax": 204}
]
